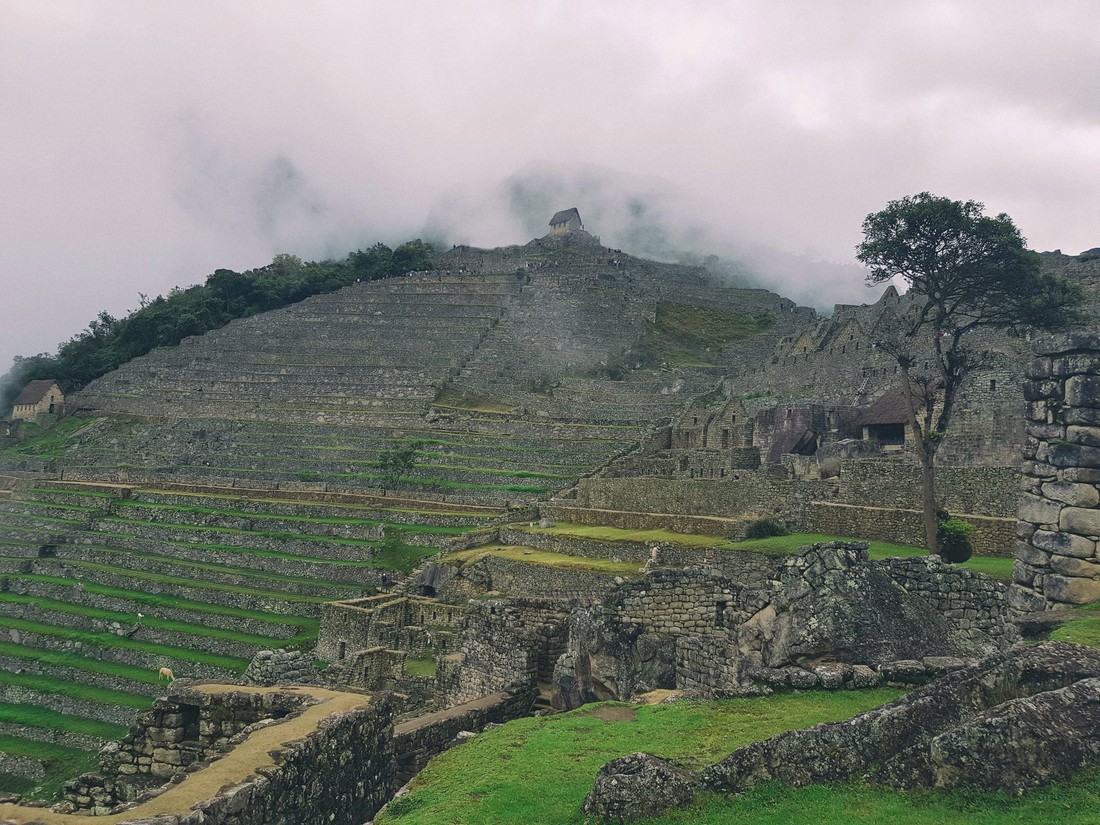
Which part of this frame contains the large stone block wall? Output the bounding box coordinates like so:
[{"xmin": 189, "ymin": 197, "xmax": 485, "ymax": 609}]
[
  {"xmin": 1014, "ymin": 333, "xmax": 1100, "ymax": 608},
  {"xmin": 448, "ymin": 598, "xmax": 569, "ymax": 705}
]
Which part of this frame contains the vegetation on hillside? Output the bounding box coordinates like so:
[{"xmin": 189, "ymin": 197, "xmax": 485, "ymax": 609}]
[
  {"xmin": 0, "ymin": 240, "xmax": 435, "ymax": 412},
  {"xmin": 377, "ymin": 693, "xmax": 1100, "ymax": 825}
]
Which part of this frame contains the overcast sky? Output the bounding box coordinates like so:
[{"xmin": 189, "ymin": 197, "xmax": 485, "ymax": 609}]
[{"xmin": 3, "ymin": 1, "xmax": 1099, "ymax": 375}]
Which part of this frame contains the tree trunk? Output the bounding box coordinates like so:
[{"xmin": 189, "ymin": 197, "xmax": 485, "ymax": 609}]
[{"xmin": 920, "ymin": 451, "xmax": 939, "ymax": 555}]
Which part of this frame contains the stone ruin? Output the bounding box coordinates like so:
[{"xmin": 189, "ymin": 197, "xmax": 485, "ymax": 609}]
[
  {"xmin": 584, "ymin": 642, "xmax": 1100, "ymax": 819},
  {"xmin": 1014, "ymin": 332, "xmax": 1100, "ymax": 610}
]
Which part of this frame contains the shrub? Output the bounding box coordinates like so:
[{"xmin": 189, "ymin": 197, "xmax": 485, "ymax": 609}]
[
  {"xmin": 744, "ymin": 518, "xmax": 789, "ymax": 539},
  {"xmin": 936, "ymin": 513, "xmax": 974, "ymax": 563}
]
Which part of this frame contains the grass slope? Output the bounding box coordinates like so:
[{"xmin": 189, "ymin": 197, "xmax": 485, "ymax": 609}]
[
  {"xmin": 378, "ymin": 691, "xmax": 900, "ymax": 824},
  {"xmin": 378, "ymin": 693, "xmax": 1100, "ymax": 825}
]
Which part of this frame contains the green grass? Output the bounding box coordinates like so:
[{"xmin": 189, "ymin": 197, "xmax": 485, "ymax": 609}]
[
  {"xmin": 0, "ymin": 554, "xmax": 334, "ymax": 605},
  {"xmin": 0, "ymin": 735, "xmax": 100, "ymax": 800},
  {"xmin": 376, "ymin": 690, "xmax": 900, "ymax": 824},
  {"xmin": 526, "ymin": 526, "xmax": 1014, "ymax": 579},
  {"xmin": 1050, "ymin": 610, "xmax": 1100, "ymax": 648},
  {"xmin": 3, "ymin": 570, "xmax": 323, "ymax": 627},
  {"xmin": 646, "ymin": 302, "xmax": 776, "ymax": 366},
  {"xmin": 0, "ymin": 670, "xmax": 150, "ymax": 709},
  {"xmin": 405, "ymin": 657, "xmax": 437, "ymax": 678},
  {"xmin": 0, "ymin": 592, "xmax": 315, "ymax": 647},
  {"xmin": 0, "ymin": 640, "xmax": 167, "ymax": 685},
  {"xmin": 432, "ymin": 388, "xmax": 519, "ymax": 414},
  {"xmin": 369, "ymin": 540, "xmax": 442, "ymax": 573},
  {"xmin": 729, "ymin": 533, "xmax": 1014, "ymax": 579},
  {"xmin": 0, "ymin": 702, "xmax": 128, "ymax": 741},
  {"xmin": 0, "ymin": 616, "xmax": 249, "ymax": 671},
  {"xmin": 2, "ymin": 416, "xmax": 88, "ymax": 458},
  {"xmin": 377, "ymin": 693, "xmax": 1100, "ymax": 825}
]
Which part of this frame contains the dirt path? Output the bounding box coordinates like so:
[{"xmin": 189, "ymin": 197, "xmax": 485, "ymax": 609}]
[{"xmin": 0, "ymin": 684, "xmax": 373, "ymax": 825}]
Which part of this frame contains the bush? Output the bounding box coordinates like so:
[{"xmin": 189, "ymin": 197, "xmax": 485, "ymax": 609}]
[
  {"xmin": 744, "ymin": 518, "xmax": 790, "ymax": 540},
  {"xmin": 936, "ymin": 513, "xmax": 974, "ymax": 563}
]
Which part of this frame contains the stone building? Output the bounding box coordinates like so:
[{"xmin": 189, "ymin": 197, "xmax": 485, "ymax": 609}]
[
  {"xmin": 10, "ymin": 379, "xmax": 64, "ymax": 421},
  {"xmin": 548, "ymin": 207, "xmax": 583, "ymax": 234}
]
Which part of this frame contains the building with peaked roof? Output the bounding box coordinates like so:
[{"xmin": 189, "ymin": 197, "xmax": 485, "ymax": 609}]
[
  {"xmin": 548, "ymin": 208, "xmax": 583, "ymax": 234},
  {"xmin": 11, "ymin": 379, "xmax": 65, "ymax": 422}
]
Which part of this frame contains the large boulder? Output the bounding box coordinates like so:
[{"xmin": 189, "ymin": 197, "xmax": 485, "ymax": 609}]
[
  {"xmin": 736, "ymin": 543, "xmax": 1007, "ymax": 670},
  {"xmin": 581, "ymin": 752, "xmax": 697, "ymax": 820},
  {"xmin": 552, "ymin": 606, "xmax": 675, "ymax": 710}
]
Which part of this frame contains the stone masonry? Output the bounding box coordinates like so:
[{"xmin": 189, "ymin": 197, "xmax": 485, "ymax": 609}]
[{"xmin": 1014, "ymin": 333, "xmax": 1100, "ymax": 609}]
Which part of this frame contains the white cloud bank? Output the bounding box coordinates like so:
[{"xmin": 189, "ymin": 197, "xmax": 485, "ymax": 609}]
[{"xmin": 2, "ymin": 1, "xmax": 1098, "ymax": 371}]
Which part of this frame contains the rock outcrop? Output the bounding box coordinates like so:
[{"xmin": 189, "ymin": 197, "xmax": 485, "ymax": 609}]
[{"xmin": 581, "ymin": 752, "xmax": 697, "ymax": 821}]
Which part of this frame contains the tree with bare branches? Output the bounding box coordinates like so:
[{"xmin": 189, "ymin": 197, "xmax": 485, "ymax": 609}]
[{"xmin": 857, "ymin": 192, "xmax": 1081, "ymax": 554}]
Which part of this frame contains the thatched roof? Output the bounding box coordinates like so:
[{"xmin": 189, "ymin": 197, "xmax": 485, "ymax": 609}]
[{"xmin": 13, "ymin": 379, "xmax": 61, "ymax": 406}]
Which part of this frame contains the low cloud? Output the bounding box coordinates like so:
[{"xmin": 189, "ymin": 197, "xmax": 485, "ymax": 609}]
[{"xmin": 2, "ymin": 1, "xmax": 1098, "ymax": 374}]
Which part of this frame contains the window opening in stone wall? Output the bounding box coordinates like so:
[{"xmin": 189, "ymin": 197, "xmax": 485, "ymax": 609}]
[
  {"xmin": 989, "ymin": 379, "xmax": 996, "ymax": 392},
  {"xmin": 338, "ymin": 641, "xmax": 347, "ymax": 660},
  {"xmin": 721, "ymin": 428, "xmax": 729, "ymax": 449},
  {"xmin": 715, "ymin": 600, "xmax": 727, "ymax": 628}
]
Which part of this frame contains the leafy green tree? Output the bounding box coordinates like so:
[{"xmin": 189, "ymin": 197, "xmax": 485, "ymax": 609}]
[
  {"xmin": 378, "ymin": 441, "xmax": 425, "ymax": 485},
  {"xmin": 392, "ymin": 240, "xmax": 435, "ymax": 273},
  {"xmin": 857, "ymin": 192, "xmax": 1082, "ymax": 554}
]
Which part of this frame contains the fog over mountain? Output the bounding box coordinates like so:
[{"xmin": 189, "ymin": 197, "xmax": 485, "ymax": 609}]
[{"xmin": 2, "ymin": 1, "xmax": 1098, "ymax": 374}]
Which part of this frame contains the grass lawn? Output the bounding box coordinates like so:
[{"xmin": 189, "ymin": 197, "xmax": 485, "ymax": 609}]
[
  {"xmin": 377, "ymin": 690, "xmax": 899, "ymax": 824},
  {"xmin": 0, "ymin": 736, "xmax": 99, "ymax": 800},
  {"xmin": 524, "ymin": 525, "xmax": 1015, "ymax": 581},
  {"xmin": 377, "ymin": 692, "xmax": 1100, "ymax": 825},
  {"xmin": 1051, "ymin": 609, "xmax": 1100, "ymax": 649},
  {"xmin": 0, "ymin": 702, "xmax": 127, "ymax": 741}
]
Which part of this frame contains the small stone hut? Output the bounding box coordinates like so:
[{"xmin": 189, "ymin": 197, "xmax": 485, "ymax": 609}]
[
  {"xmin": 548, "ymin": 208, "xmax": 583, "ymax": 234},
  {"xmin": 11, "ymin": 379, "xmax": 65, "ymax": 421}
]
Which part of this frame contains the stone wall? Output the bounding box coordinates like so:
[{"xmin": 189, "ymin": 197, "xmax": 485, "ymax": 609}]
[
  {"xmin": 55, "ymin": 685, "xmax": 396, "ymax": 825},
  {"xmin": 448, "ymin": 598, "xmax": 569, "ymax": 705},
  {"xmin": 611, "ymin": 569, "xmax": 736, "ymax": 637},
  {"xmin": 1014, "ymin": 333, "xmax": 1100, "ymax": 608},
  {"xmin": 392, "ymin": 689, "xmax": 535, "ymax": 785},
  {"xmin": 808, "ymin": 501, "xmax": 1015, "ymax": 556},
  {"xmin": 571, "ymin": 477, "xmax": 837, "ymax": 529},
  {"xmin": 837, "ymin": 460, "xmax": 1019, "ymax": 518}
]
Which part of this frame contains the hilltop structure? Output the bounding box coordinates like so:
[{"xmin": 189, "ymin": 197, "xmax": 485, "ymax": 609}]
[
  {"xmin": 548, "ymin": 207, "xmax": 583, "ymax": 234},
  {"xmin": 10, "ymin": 378, "xmax": 64, "ymax": 421}
]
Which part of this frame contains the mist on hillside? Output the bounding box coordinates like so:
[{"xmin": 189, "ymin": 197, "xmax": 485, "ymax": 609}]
[{"xmin": 424, "ymin": 165, "xmax": 878, "ymax": 313}]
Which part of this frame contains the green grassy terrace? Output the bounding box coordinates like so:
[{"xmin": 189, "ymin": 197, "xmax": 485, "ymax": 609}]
[
  {"xmin": 377, "ymin": 693, "xmax": 1100, "ymax": 825},
  {"xmin": 522, "ymin": 524, "xmax": 1015, "ymax": 580},
  {"xmin": 0, "ymin": 735, "xmax": 100, "ymax": 799}
]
